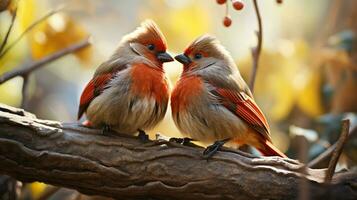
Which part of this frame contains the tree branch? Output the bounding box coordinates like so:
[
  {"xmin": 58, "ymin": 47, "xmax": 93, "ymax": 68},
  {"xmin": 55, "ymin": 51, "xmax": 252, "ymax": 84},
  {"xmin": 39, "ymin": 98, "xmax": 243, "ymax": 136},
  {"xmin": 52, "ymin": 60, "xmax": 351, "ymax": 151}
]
[
  {"xmin": 0, "ymin": 103, "xmax": 356, "ymax": 199},
  {"xmin": 308, "ymin": 142, "xmax": 337, "ymax": 168},
  {"xmin": 0, "ymin": 38, "xmax": 90, "ymax": 84},
  {"xmin": 307, "ymin": 126, "xmax": 356, "ymax": 168},
  {"xmin": 249, "ymin": 0, "xmax": 263, "ymax": 92},
  {"xmin": 324, "ymin": 119, "xmax": 350, "ymax": 183}
]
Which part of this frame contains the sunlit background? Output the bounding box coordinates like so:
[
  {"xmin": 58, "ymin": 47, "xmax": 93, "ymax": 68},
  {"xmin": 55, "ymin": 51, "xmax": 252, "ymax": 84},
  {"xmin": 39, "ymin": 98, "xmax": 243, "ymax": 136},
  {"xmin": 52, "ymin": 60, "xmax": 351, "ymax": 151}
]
[{"xmin": 1, "ymin": 0, "xmax": 357, "ymax": 198}]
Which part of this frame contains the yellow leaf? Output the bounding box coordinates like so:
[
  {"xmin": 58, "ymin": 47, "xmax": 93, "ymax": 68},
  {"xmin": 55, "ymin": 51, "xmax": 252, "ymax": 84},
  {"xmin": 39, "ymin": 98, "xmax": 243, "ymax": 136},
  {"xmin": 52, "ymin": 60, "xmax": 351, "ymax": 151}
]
[
  {"xmin": 269, "ymin": 75, "xmax": 296, "ymax": 121},
  {"xmin": 30, "ymin": 13, "xmax": 92, "ymax": 63},
  {"xmin": 16, "ymin": 0, "xmax": 43, "ymax": 31},
  {"xmin": 296, "ymin": 70, "xmax": 325, "ymax": 117}
]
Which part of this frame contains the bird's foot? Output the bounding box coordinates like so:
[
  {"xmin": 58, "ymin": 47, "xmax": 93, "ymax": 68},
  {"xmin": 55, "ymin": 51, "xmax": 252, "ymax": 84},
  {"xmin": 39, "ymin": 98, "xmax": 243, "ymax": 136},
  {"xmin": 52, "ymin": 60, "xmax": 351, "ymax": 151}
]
[
  {"xmin": 138, "ymin": 129, "xmax": 150, "ymax": 143},
  {"xmin": 102, "ymin": 124, "xmax": 112, "ymax": 135},
  {"xmin": 169, "ymin": 137, "xmax": 197, "ymax": 147},
  {"xmin": 203, "ymin": 138, "xmax": 231, "ymax": 159}
]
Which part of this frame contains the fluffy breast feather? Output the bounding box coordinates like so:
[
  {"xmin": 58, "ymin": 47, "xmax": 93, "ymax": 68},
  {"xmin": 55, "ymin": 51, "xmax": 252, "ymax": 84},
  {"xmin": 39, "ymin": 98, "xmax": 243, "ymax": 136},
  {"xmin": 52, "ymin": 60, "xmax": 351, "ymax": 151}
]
[
  {"xmin": 171, "ymin": 75, "xmax": 204, "ymax": 115},
  {"xmin": 130, "ymin": 63, "xmax": 169, "ymax": 105},
  {"xmin": 171, "ymin": 77, "xmax": 248, "ymax": 143}
]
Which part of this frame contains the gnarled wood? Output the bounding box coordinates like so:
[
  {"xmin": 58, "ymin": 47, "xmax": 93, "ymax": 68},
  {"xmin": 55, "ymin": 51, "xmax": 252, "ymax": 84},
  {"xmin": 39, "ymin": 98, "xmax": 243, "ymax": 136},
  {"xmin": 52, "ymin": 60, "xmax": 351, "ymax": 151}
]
[{"xmin": 0, "ymin": 103, "xmax": 356, "ymax": 200}]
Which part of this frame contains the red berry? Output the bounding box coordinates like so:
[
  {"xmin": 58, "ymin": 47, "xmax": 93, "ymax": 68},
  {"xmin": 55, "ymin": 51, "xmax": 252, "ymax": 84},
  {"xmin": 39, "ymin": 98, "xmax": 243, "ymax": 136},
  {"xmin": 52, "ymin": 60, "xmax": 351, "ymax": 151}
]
[
  {"xmin": 216, "ymin": 0, "xmax": 227, "ymax": 5},
  {"xmin": 223, "ymin": 16, "xmax": 232, "ymax": 27},
  {"xmin": 232, "ymin": 0, "xmax": 244, "ymax": 10}
]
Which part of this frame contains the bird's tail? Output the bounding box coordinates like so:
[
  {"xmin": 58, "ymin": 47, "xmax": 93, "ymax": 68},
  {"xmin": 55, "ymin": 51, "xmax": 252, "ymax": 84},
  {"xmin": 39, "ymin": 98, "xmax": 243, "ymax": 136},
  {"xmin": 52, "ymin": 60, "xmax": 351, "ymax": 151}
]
[{"xmin": 257, "ymin": 140, "xmax": 287, "ymax": 158}]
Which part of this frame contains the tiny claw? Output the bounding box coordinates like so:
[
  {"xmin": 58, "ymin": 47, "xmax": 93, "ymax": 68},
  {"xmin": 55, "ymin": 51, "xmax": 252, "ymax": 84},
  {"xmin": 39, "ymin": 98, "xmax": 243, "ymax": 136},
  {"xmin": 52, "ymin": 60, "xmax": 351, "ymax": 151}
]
[
  {"xmin": 182, "ymin": 137, "xmax": 196, "ymax": 145},
  {"xmin": 102, "ymin": 124, "xmax": 112, "ymax": 135},
  {"xmin": 203, "ymin": 138, "xmax": 230, "ymax": 159},
  {"xmin": 169, "ymin": 137, "xmax": 183, "ymax": 143},
  {"xmin": 138, "ymin": 129, "xmax": 149, "ymax": 143},
  {"xmin": 169, "ymin": 137, "xmax": 197, "ymax": 147}
]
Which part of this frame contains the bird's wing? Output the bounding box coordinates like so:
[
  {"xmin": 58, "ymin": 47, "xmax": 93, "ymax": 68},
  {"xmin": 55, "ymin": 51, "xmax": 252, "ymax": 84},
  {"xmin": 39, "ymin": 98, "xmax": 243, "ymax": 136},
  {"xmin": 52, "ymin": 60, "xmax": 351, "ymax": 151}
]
[
  {"xmin": 77, "ymin": 72, "xmax": 116, "ymax": 120},
  {"xmin": 210, "ymin": 86, "xmax": 271, "ymax": 142},
  {"xmin": 77, "ymin": 56, "xmax": 133, "ymax": 120}
]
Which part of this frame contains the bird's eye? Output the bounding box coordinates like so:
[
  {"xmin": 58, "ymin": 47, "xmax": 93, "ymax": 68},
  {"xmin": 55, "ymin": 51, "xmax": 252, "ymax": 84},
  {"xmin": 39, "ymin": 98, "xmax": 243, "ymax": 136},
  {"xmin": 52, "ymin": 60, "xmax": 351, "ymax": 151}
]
[
  {"xmin": 194, "ymin": 53, "xmax": 202, "ymax": 60},
  {"xmin": 147, "ymin": 44, "xmax": 155, "ymax": 51}
]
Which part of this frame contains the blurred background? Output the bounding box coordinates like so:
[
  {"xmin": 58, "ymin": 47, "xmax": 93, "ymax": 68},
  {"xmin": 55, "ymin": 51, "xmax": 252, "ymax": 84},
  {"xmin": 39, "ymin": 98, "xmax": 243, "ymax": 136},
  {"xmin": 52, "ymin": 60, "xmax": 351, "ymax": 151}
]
[{"xmin": 0, "ymin": 0, "xmax": 357, "ymax": 199}]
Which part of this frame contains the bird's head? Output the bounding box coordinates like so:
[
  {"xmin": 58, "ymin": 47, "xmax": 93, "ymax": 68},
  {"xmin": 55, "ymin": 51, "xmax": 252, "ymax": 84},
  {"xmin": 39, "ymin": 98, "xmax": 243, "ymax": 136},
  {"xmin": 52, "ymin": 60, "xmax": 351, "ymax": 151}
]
[
  {"xmin": 175, "ymin": 34, "xmax": 234, "ymax": 73},
  {"xmin": 122, "ymin": 19, "xmax": 173, "ymax": 66}
]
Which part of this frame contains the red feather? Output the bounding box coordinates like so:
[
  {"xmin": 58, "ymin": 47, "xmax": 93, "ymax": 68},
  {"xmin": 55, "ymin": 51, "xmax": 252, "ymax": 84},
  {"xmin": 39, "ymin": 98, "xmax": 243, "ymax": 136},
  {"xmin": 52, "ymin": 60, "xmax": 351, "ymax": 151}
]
[
  {"xmin": 214, "ymin": 88, "xmax": 271, "ymax": 142},
  {"xmin": 257, "ymin": 140, "xmax": 287, "ymax": 158},
  {"xmin": 130, "ymin": 63, "xmax": 169, "ymax": 104},
  {"xmin": 214, "ymin": 88, "xmax": 287, "ymax": 157},
  {"xmin": 77, "ymin": 73, "xmax": 114, "ymax": 120}
]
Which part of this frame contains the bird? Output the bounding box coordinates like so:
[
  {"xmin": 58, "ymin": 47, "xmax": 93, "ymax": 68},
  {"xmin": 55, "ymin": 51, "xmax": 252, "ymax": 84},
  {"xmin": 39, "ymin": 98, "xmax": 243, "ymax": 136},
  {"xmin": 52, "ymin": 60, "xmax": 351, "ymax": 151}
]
[
  {"xmin": 171, "ymin": 35, "xmax": 286, "ymax": 158},
  {"xmin": 77, "ymin": 20, "xmax": 173, "ymax": 140}
]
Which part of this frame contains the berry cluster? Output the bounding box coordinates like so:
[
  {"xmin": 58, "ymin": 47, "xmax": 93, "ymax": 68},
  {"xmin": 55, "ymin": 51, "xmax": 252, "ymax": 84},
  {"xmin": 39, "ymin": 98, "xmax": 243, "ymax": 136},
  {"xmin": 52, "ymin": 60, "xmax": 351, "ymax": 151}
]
[
  {"xmin": 215, "ymin": 0, "xmax": 283, "ymax": 27},
  {"xmin": 216, "ymin": 0, "xmax": 244, "ymax": 27}
]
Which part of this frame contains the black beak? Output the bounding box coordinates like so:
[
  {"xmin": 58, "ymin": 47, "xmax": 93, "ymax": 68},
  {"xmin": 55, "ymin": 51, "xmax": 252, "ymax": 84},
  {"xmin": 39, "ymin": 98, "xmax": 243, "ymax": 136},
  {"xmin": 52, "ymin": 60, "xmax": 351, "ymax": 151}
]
[
  {"xmin": 174, "ymin": 54, "xmax": 191, "ymax": 65},
  {"xmin": 157, "ymin": 52, "xmax": 174, "ymax": 63}
]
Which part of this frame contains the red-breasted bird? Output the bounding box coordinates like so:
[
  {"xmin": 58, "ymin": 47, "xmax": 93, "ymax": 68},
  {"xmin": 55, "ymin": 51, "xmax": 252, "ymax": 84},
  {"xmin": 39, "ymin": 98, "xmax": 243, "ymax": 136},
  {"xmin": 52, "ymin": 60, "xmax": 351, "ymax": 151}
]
[
  {"xmin": 77, "ymin": 20, "xmax": 173, "ymax": 139},
  {"xmin": 171, "ymin": 35, "xmax": 286, "ymax": 157}
]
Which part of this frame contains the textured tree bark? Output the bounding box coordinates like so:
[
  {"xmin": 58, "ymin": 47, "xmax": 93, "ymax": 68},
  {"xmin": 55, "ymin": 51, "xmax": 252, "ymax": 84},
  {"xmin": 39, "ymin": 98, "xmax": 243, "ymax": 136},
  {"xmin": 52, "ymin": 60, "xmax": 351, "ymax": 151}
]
[{"xmin": 0, "ymin": 103, "xmax": 356, "ymax": 200}]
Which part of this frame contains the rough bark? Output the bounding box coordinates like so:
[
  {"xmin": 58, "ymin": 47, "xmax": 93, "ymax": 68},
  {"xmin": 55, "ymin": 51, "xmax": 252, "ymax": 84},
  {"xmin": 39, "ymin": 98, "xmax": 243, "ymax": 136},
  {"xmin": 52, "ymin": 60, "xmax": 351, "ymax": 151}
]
[{"xmin": 0, "ymin": 103, "xmax": 356, "ymax": 200}]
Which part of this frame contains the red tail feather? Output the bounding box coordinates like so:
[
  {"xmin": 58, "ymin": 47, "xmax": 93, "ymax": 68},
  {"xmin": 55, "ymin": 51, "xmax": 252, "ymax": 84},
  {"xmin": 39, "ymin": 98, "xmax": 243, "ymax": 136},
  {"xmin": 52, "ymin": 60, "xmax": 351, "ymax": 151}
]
[{"xmin": 257, "ymin": 140, "xmax": 287, "ymax": 158}]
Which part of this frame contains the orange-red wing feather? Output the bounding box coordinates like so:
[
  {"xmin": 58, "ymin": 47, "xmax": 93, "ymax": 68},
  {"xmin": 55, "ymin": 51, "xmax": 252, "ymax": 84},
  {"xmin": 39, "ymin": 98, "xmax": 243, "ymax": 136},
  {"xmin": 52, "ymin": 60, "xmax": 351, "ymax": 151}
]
[
  {"xmin": 258, "ymin": 140, "xmax": 287, "ymax": 158},
  {"xmin": 213, "ymin": 88, "xmax": 271, "ymax": 142},
  {"xmin": 77, "ymin": 73, "xmax": 114, "ymax": 120}
]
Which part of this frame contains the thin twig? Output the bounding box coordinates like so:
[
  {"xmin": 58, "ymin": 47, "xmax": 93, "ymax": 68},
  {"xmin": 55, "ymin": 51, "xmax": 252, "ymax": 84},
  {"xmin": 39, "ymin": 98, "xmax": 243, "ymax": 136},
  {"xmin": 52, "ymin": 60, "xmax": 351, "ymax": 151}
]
[
  {"xmin": 308, "ymin": 126, "xmax": 356, "ymax": 168},
  {"xmin": 308, "ymin": 143, "xmax": 337, "ymax": 168},
  {"xmin": 225, "ymin": 1, "xmax": 229, "ymax": 16},
  {"xmin": 0, "ymin": 38, "xmax": 90, "ymax": 84},
  {"xmin": 249, "ymin": 0, "xmax": 263, "ymax": 93},
  {"xmin": 20, "ymin": 75, "xmax": 29, "ymax": 109},
  {"xmin": 0, "ymin": 7, "xmax": 64, "ymax": 59},
  {"xmin": 324, "ymin": 119, "xmax": 350, "ymax": 183},
  {"xmin": 0, "ymin": 7, "xmax": 17, "ymax": 54}
]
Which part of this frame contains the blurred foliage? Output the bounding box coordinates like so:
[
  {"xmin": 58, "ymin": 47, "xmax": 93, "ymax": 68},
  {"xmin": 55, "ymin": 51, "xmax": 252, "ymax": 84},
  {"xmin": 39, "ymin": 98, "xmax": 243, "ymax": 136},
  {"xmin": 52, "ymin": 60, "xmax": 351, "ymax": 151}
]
[
  {"xmin": 239, "ymin": 40, "xmax": 325, "ymax": 121},
  {"xmin": 0, "ymin": 78, "xmax": 22, "ymax": 106},
  {"xmin": 328, "ymin": 30, "xmax": 355, "ymax": 53},
  {"xmin": 320, "ymin": 45, "xmax": 357, "ymax": 113},
  {"xmin": 30, "ymin": 13, "xmax": 92, "ymax": 63},
  {"xmin": 0, "ymin": 0, "xmax": 92, "ymax": 106},
  {"xmin": 29, "ymin": 182, "xmax": 46, "ymax": 199},
  {"xmin": 0, "ymin": 0, "xmax": 10, "ymax": 12},
  {"xmin": 17, "ymin": 0, "xmax": 92, "ymax": 63},
  {"xmin": 296, "ymin": 68, "xmax": 326, "ymax": 117}
]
